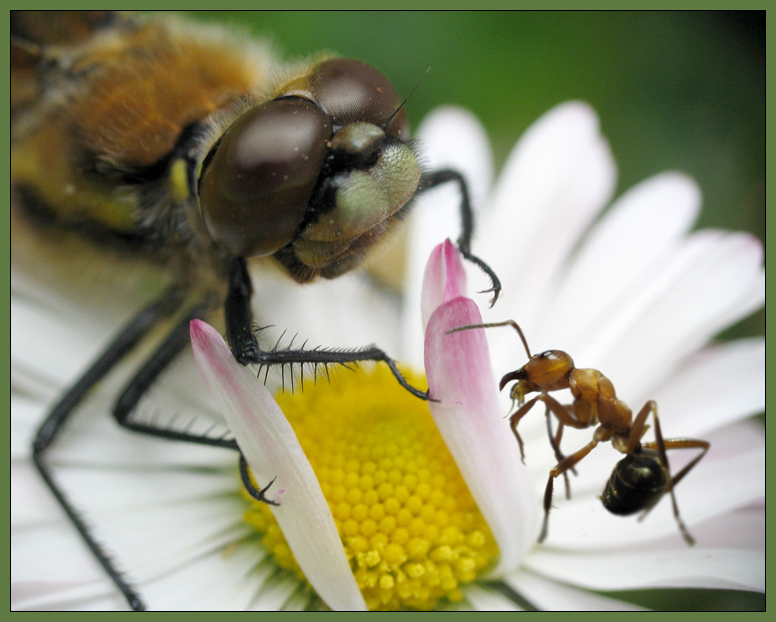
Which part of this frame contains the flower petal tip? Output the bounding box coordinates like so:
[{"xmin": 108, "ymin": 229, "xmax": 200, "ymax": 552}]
[
  {"xmin": 554, "ymin": 100, "xmax": 599, "ymax": 126},
  {"xmin": 189, "ymin": 317, "xmax": 206, "ymax": 342},
  {"xmin": 189, "ymin": 318, "xmax": 223, "ymax": 354},
  {"xmin": 421, "ymin": 240, "xmax": 469, "ymax": 327}
]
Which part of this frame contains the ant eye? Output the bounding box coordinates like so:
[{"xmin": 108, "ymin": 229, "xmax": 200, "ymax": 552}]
[{"xmin": 198, "ymin": 98, "xmax": 332, "ymax": 258}]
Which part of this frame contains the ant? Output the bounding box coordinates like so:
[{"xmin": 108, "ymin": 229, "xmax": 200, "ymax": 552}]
[{"xmin": 448, "ymin": 320, "xmax": 710, "ymax": 545}]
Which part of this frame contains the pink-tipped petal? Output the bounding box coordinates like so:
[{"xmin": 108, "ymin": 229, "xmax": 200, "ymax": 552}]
[
  {"xmin": 189, "ymin": 320, "xmax": 366, "ymax": 611},
  {"xmin": 425, "ymin": 297, "xmax": 537, "ymax": 577},
  {"xmin": 402, "ymin": 108, "xmax": 493, "ymax": 369},
  {"xmin": 421, "ymin": 240, "xmax": 468, "ymax": 329}
]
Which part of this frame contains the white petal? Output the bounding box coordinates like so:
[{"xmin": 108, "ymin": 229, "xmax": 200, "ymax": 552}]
[
  {"xmin": 92, "ymin": 496, "xmax": 249, "ymax": 580},
  {"xmin": 415, "ymin": 106, "xmax": 494, "ymax": 215},
  {"xmin": 11, "ymin": 267, "xmax": 142, "ymax": 392},
  {"xmin": 190, "ymin": 321, "xmax": 367, "ymax": 611},
  {"xmin": 12, "ymin": 460, "xmax": 64, "ymax": 527},
  {"xmin": 12, "ymin": 580, "xmax": 125, "ymax": 611},
  {"xmin": 29, "ymin": 390, "xmax": 230, "ymax": 470},
  {"xmin": 525, "ymin": 547, "xmax": 763, "ymax": 592},
  {"xmin": 464, "ymin": 584, "xmax": 522, "ymax": 611},
  {"xmin": 142, "ymin": 539, "xmax": 267, "ymax": 611},
  {"xmin": 505, "ymin": 570, "xmax": 645, "ymax": 610},
  {"xmin": 652, "ymin": 338, "xmax": 764, "ymax": 436},
  {"xmin": 688, "ymin": 502, "xmax": 764, "ymax": 552},
  {"xmin": 19, "ymin": 447, "xmax": 251, "ymax": 587},
  {"xmin": 280, "ymin": 586, "xmax": 314, "ymax": 611},
  {"xmin": 12, "ymin": 521, "xmax": 109, "ymax": 587},
  {"xmin": 583, "ymin": 230, "xmax": 764, "ymax": 400},
  {"xmin": 425, "ymin": 297, "xmax": 537, "ymax": 576},
  {"xmin": 248, "ymin": 574, "xmax": 303, "ymax": 611},
  {"xmin": 479, "ymin": 101, "xmax": 616, "ymax": 328},
  {"xmin": 536, "ymin": 171, "xmax": 701, "ymax": 353},
  {"xmin": 47, "ymin": 465, "xmax": 239, "ymax": 523},
  {"xmin": 11, "ymin": 393, "xmax": 44, "ymax": 459},
  {"xmin": 12, "ymin": 290, "xmax": 106, "ymax": 392}
]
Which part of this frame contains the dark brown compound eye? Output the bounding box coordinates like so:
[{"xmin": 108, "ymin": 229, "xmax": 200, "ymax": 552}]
[
  {"xmin": 309, "ymin": 58, "xmax": 409, "ymax": 138},
  {"xmin": 198, "ymin": 98, "xmax": 332, "ymax": 258}
]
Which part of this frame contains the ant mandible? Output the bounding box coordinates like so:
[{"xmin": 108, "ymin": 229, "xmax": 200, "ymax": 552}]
[{"xmin": 448, "ymin": 320, "xmax": 710, "ymax": 545}]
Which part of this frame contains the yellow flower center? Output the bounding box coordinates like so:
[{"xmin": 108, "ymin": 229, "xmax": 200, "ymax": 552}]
[{"xmin": 242, "ymin": 365, "xmax": 499, "ymax": 610}]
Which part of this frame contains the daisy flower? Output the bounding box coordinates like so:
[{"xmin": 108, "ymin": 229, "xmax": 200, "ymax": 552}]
[{"xmin": 11, "ymin": 103, "xmax": 764, "ymax": 610}]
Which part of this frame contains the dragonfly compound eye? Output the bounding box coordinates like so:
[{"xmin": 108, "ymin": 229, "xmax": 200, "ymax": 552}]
[
  {"xmin": 198, "ymin": 98, "xmax": 332, "ymax": 258},
  {"xmin": 307, "ymin": 58, "xmax": 409, "ymax": 137}
]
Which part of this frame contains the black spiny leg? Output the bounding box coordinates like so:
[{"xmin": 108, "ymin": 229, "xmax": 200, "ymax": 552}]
[
  {"xmin": 32, "ymin": 285, "xmax": 185, "ymax": 612},
  {"xmin": 104, "ymin": 296, "xmax": 285, "ymax": 605},
  {"xmin": 112, "ymin": 299, "xmax": 238, "ymax": 450},
  {"xmin": 239, "ymin": 454, "xmax": 279, "ymax": 506},
  {"xmin": 225, "ymin": 257, "xmax": 430, "ymax": 400},
  {"xmin": 225, "ymin": 255, "xmax": 261, "ymax": 366},
  {"xmin": 419, "ymin": 168, "xmax": 502, "ymax": 305},
  {"xmin": 111, "ymin": 301, "xmax": 282, "ymax": 517}
]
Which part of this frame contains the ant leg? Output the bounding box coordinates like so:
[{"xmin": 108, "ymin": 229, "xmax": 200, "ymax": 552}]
[
  {"xmin": 544, "ymin": 410, "xmax": 572, "ymax": 499},
  {"xmin": 225, "ymin": 257, "xmax": 429, "ymax": 400},
  {"xmin": 419, "ymin": 169, "xmax": 501, "ymax": 305},
  {"xmin": 32, "ymin": 285, "xmax": 186, "ymax": 611},
  {"xmin": 541, "ymin": 393, "xmax": 591, "ymax": 431},
  {"xmin": 539, "ymin": 438, "xmax": 599, "ymax": 542},
  {"xmin": 652, "ymin": 439, "xmax": 711, "ymax": 491},
  {"xmin": 641, "ymin": 408, "xmax": 710, "ymax": 546},
  {"xmin": 539, "ymin": 392, "xmax": 594, "ymax": 483},
  {"xmin": 507, "ymin": 395, "xmax": 540, "ymax": 462},
  {"xmin": 625, "ymin": 399, "xmax": 657, "ymax": 453}
]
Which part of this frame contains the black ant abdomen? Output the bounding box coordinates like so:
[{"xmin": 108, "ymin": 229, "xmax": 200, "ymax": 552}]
[{"xmin": 601, "ymin": 448, "xmax": 667, "ymax": 516}]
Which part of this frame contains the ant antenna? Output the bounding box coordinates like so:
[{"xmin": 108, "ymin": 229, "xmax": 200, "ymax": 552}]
[
  {"xmin": 447, "ymin": 320, "xmax": 533, "ymax": 359},
  {"xmin": 383, "ymin": 66, "xmax": 431, "ymax": 130}
]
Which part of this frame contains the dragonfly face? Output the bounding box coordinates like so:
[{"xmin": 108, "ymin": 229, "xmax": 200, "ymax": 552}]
[{"xmin": 198, "ymin": 57, "xmax": 421, "ymax": 282}]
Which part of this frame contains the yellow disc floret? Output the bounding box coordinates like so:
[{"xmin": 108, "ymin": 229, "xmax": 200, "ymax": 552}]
[{"xmin": 242, "ymin": 365, "xmax": 499, "ymax": 610}]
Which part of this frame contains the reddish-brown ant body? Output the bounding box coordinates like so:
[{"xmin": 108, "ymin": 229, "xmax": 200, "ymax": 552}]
[{"xmin": 448, "ymin": 320, "xmax": 709, "ymax": 545}]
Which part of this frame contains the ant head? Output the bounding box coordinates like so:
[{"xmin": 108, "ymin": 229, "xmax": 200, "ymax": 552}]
[
  {"xmin": 522, "ymin": 350, "xmax": 574, "ymax": 392},
  {"xmin": 499, "ymin": 350, "xmax": 573, "ymax": 402}
]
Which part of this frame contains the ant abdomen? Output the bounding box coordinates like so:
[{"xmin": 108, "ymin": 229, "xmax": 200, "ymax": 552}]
[{"xmin": 601, "ymin": 448, "xmax": 667, "ymax": 516}]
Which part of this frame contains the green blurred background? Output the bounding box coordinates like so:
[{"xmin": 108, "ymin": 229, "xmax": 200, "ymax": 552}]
[
  {"xmin": 188, "ymin": 11, "xmax": 764, "ymax": 611},
  {"xmin": 190, "ymin": 11, "xmax": 764, "ymax": 341}
]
